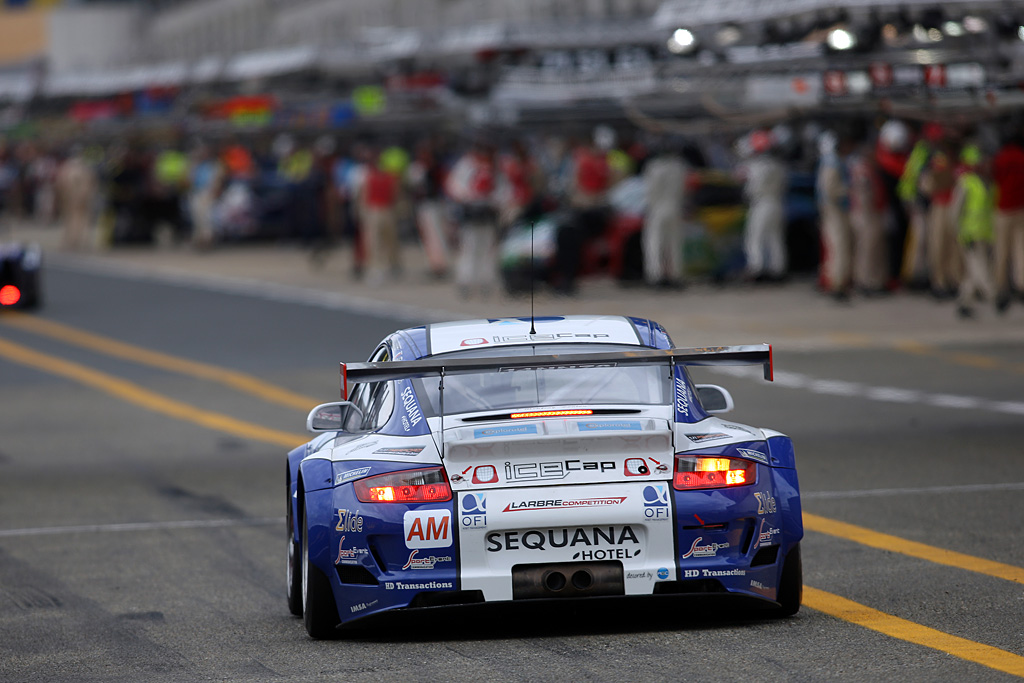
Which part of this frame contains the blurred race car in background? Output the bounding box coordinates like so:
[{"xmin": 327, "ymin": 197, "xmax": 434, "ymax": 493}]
[
  {"xmin": 500, "ymin": 169, "xmax": 818, "ymax": 292},
  {"xmin": 0, "ymin": 242, "xmax": 43, "ymax": 310},
  {"xmin": 286, "ymin": 315, "xmax": 802, "ymax": 638}
]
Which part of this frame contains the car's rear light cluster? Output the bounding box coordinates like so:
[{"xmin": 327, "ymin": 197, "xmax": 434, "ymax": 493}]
[
  {"xmin": 673, "ymin": 456, "xmax": 755, "ymax": 491},
  {"xmin": 0, "ymin": 285, "xmax": 21, "ymax": 306},
  {"xmin": 510, "ymin": 409, "xmax": 594, "ymax": 419},
  {"xmin": 354, "ymin": 467, "xmax": 452, "ymax": 503}
]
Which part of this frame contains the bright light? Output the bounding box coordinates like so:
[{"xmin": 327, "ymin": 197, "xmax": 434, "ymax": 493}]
[
  {"xmin": 912, "ymin": 24, "xmax": 943, "ymax": 42},
  {"xmin": 510, "ymin": 409, "xmax": 593, "ymax": 419},
  {"xmin": 673, "ymin": 455, "xmax": 756, "ymax": 491},
  {"xmin": 368, "ymin": 486, "xmax": 396, "ymax": 502},
  {"xmin": 696, "ymin": 458, "xmax": 732, "ymax": 472},
  {"xmin": 1018, "ymin": 25, "xmax": 1024, "ymax": 42},
  {"xmin": 725, "ymin": 470, "xmax": 747, "ymax": 485},
  {"xmin": 0, "ymin": 285, "xmax": 20, "ymax": 306},
  {"xmin": 353, "ymin": 467, "xmax": 452, "ymax": 503},
  {"xmin": 668, "ymin": 28, "xmax": 696, "ymax": 54},
  {"xmin": 826, "ymin": 28, "xmax": 856, "ymax": 50},
  {"xmin": 963, "ymin": 16, "xmax": 988, "ymax": 33},
  {"xmin": 942, "ymin": 21, "xmax": 964, "ymax": 37},
  {"xmin": 715, "ymin": 25, "xmax": 742, "ymax": 47}
]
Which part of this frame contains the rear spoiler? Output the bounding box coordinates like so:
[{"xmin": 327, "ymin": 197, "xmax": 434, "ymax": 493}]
[{"xmin": 341, "ymin": 344, "xmax": 772, "ymax": 399}]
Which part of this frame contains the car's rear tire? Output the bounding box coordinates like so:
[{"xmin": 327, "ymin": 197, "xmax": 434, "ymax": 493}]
[
  {"xmin": 301, "ymin": 498, "xmax": 340, "ymax": 639},
  {"xmin": 286, "ymin": 487, "xmax": 302, "ymax": 617},
  {"xmin": 773, "ymin": 543, "xmax": 802, "ymax": 617}
]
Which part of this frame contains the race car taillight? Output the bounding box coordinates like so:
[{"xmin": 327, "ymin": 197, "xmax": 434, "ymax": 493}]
[
  {"xmin": 0, "ymin": 285, "xmax": 20, "ymax": 306},
  {"xmin": 673, "ymin": 456, "xmax": 755, "ymax": 491},
  {"xmin": 354, "ymin": 467, "xmax": 452, "ymax": 503}
]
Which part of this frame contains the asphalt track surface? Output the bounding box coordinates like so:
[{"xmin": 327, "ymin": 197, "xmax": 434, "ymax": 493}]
[{"xmin": 0, "ymin": 262, "xmax": 1022, "ymax": 682}]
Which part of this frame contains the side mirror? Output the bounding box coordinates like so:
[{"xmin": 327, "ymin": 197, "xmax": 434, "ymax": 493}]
[
  {"xmin": 695, "ymin": 384, "xmax": 735, "ymax": 414},
  {"xmin": 306, "ymin": 401, "xmax": 354, "ymax": 433}
]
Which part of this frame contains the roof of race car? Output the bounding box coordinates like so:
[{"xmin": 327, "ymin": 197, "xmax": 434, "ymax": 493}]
[{"xmin": 389, "ymin": 315, "xmax": 672, "ymax": 361}]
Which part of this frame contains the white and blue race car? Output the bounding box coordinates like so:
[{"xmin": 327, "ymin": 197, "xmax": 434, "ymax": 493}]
[{"xmin": 286, "ymin": 315, "xmax": 802, "ymax": 638}]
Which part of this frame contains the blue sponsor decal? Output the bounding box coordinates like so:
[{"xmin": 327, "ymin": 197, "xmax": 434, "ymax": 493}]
[
  {"xmin": 658, "ymin": 567, "xmax": 670, "ymax": 580},
  {"xmin": 474, "ymin": 424, "xmax": 538, "ymax": 438},
  {"xmin": 460, "ymin": 492, "xmax": 487, "ymax": 529},
  {"xmin": 643, "ymin": 484, "xmax": 671, "ymax": 520},
  {"xmin": 578, "ymin": 421, "xmax": 642, "ymax": 431},
  {"xmin": 335, "ymin": 466, "xmax": 371, "ymax": 485},
  {"xmin": 736, "ymin": 447, "xmax": 769, "ymax": 464}
]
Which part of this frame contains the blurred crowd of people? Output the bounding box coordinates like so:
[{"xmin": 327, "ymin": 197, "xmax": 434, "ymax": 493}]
[
  {"xmin": 809, "ymin": 119, "xmax": 1024, "ymax": 317},
  {"xmin": 0, "ymin": 117, "xmax": 1022, "ymax": 317}
]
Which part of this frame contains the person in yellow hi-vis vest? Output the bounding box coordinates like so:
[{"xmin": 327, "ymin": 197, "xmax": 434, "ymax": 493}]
[
  {"xmin": 896, "ymin": 127, "xmax": 936, "ymax": 288},
  {"xmin": 951, "ymin": 145, "xmax": 995, "ymax": 318}
]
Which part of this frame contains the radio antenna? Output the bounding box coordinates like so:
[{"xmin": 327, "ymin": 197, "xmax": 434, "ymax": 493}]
[
  {"xmin": 529, "ymin": 220, "xmax": 537, "ymax": 335},
  {"xmin": 438, "ymin": 368, "xmax": 445, "ymax": 460}
]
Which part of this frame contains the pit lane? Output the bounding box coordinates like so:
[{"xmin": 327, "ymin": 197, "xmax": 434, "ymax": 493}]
[{"xmin": 0, "ymin": 264, "xmax": 1021, "ymax": 682}]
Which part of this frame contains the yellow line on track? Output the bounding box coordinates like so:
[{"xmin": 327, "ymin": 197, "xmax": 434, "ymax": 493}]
[
  {"xmin": 0, "ymin": 336, "xmax": 307, "ymax": 449},
  {"xmin": 0, "ymin": 313, "xmax": 320, "ymax": 411},
  {"xmin": 804, "ymin": 587, "xmax": 1024, "ymax": 677},
  {"xmin": 892, "ymin": 338, "xmax": 1021, "ymax": 374},
  {"xmin": 804, "ymin": 512, "xmax": 1024, "ymax": 585}
]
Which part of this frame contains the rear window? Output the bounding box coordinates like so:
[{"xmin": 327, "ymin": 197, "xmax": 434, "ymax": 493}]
[{"xmin": 411, "ymin": 344, "xmax": 672, "ymax": 416}]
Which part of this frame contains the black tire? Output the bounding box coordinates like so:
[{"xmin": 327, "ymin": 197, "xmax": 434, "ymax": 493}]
[
  {"xmin": 773, "ymin": 543, "xmax": 803, "ymax": 617},
  {"xmin": 301, "ymin": 498, "xmax": 340, "ymax": 639},
  {"xmin": 286, "ymin": 483, "xmax": 302, "ymax": 616}
]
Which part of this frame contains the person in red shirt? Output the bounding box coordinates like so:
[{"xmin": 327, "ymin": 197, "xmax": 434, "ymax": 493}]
[
  {"xmin": 445, "ymin": 138, "xmax": 503, "ymax": 298},
  {"xmin": 554, "ymin": 135, "xmax": 613, "ymax": 294},
  {"xmin": 991, "ymin": 128, "xmax": 1024, "ymax": 312},
  {"xmin": 358, "ymin": 149, "xmax": 402, "ymax": 286},
  {"xmin": 499, "ymin": 139, "xmax": 537, "ymax": 228}
]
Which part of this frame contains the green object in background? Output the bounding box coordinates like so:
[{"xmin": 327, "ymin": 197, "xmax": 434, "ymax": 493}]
[
  {"xmin": 155, "ymin": 150, "xmax": 189, "ymax": 186},
  {"xmin": 230, "ymin": 110, "xmax": 272, "ymax": 127},
  {"xmin": 379, "ymin": 146, "xmax": 409, "ymax": 175},
  {"xmin": 352, "ymin": 86, "xmax": 386, "ymax": 116},
  {"xmin": 607, "ymin": 149, "xmax": 634, "ymax": 176},
  {"xmin": 280, "ymin": 149, "xmax": 314, "ymax": 182}
]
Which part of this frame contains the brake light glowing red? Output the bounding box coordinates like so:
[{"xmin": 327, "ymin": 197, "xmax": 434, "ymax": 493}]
[
  {"xmin": 673, "ymin": 456, "xmax": 755, "ymax": 491},
  {"xmin": 354, "ymin": 467, "xmax": 452, "ymax": 503},
  {"xmin": 510, "ymin": 409, "xmax": 593, "ymax": 419},
  {"xmin": 0, "ymin": 285, "xmax": 21, "ymax": 306},
  {"xmin": 472, "ymin": 465, "xmax": 498, "ymax": 484}
]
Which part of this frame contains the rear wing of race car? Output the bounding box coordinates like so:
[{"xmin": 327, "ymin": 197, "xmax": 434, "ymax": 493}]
[{"xmin": 340, "ymin": 344, "xmax": 772, "ymax": 399}]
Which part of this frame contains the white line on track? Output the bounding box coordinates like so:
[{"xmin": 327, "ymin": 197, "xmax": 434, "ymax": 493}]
[
  {"xmin": 0, "ymin": 517, "xmax": 284, "ymax": 538},
  {"xmin": 48, "ymin": 254, "xmax": 1024, "ymax": 416},
  {"xmin": 4, "ymin": 483, "xmax": 1020, "ymax": 535},
  {"xmin": 709, "ymin": 365, "xmax": 1024, "ymax": 416},
  {"xmin": 803, "ymin": 481, "xmax": 1024, "ymax": 500}
]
